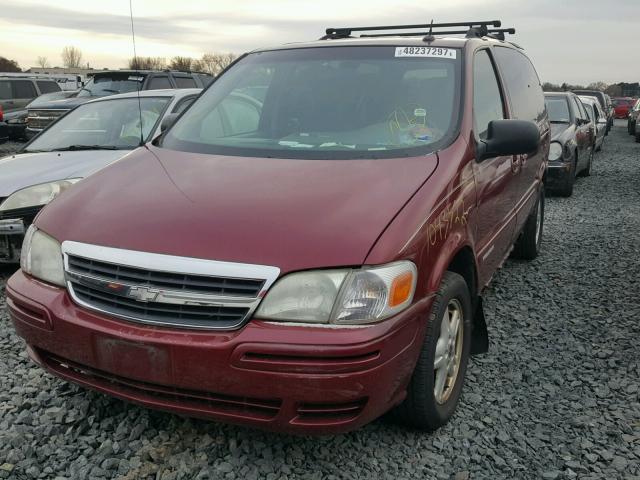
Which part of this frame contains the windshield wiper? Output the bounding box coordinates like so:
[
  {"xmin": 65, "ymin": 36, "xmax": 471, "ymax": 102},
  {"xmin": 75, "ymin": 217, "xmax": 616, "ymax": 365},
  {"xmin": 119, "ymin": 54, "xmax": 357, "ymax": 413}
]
[
  {"xmin": 550, "ymin": 120, "xmax": 570, "ymax": 124},
  {"xmin": 51, "ymin": 145, "xmax": 120, "ymax": 152}
]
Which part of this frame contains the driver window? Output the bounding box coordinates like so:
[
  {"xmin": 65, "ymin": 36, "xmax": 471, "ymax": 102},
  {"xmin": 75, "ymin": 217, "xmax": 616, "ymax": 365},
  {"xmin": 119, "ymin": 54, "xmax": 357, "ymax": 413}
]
[{"xmin": 473, "ymin": 49, "xmax": 505, "ymax": 140}]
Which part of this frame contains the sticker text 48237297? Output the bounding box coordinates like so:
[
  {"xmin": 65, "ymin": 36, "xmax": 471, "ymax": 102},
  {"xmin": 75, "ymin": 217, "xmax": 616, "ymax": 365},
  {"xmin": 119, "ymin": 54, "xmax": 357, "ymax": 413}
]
[{"xmin": 394, "ymin": 47, "xmax": 457, "ymax": 59}]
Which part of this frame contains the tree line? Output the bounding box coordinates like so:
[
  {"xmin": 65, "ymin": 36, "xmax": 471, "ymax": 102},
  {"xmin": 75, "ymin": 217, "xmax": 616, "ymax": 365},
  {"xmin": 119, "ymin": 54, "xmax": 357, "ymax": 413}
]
[
  {"xmin": 127, "ymin": 53, "xmax": 237, "ymax": 75},
  {"xmin": 0, "ymin": 47, "xmax": 237, "ymax": 76},
  {"xmin": 542, "ymin": 81, "xmax": 628, "ymax": 97}
]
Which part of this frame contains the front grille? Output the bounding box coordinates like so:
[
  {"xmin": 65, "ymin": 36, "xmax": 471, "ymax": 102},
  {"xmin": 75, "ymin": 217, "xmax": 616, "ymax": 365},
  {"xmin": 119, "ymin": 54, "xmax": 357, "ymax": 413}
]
[
  {"xmin": 62, "ymin": 242, "xmax": 280, "ymax": 331},
  {"xmin": 27, "ymin": 109, "xmax": 68, "ymax": 130},
  {"xmin": 67, "ymin": 255, "xmax": 264, "ymax": 297},
  {"xmin": 72, "ymin": 282, "xmax": 250, "ymax": 329}
]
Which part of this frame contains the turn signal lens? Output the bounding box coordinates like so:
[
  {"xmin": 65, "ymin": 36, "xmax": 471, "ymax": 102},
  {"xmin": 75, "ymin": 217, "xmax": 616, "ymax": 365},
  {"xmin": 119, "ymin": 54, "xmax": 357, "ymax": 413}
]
[{"xmin": 389, "ymin": 271, "xmax": 414, "ymax": 307}]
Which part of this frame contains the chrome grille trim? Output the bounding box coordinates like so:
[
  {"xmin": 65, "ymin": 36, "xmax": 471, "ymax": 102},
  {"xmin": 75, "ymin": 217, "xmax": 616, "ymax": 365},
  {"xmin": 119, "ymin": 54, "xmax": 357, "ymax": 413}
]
[
  {"xmin": 27, "ymin": 109, "xmax": 68, "ymax": 130},
  {"xmin": 61, "ymin": 241, "xmax": 280, "ymax": 330}
]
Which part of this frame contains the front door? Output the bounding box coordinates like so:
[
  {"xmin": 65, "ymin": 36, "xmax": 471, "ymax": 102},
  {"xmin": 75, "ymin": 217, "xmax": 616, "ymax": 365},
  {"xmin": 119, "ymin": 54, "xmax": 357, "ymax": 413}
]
[{"xmin": 471, "ymin": 49, "xmax": 520, "ymax": 287}]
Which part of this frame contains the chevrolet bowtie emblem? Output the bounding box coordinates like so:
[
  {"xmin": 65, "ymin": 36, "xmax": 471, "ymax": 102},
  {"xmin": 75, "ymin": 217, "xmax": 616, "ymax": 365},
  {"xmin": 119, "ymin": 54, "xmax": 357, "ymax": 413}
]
[{"xmin": 128, "ymin": 286, "xmax": 160, "ymax": 303}]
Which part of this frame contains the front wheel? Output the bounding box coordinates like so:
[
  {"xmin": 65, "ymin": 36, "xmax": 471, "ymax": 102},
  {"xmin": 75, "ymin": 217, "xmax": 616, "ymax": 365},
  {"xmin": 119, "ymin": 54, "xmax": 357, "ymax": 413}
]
[
  {"xmin": 557, "ymin": 157, "xmax": 576, "ymax": 197},
  {"xmin": 392, "ymin": 272, "xmax": 471, "ymax": 431},
  {"xmin": 579, "ymin": 147, "xmax": 593, "ymax": 177},
  {"xmin": 512, "ymin": 188, "xmax": 544, "ymax": 260}
]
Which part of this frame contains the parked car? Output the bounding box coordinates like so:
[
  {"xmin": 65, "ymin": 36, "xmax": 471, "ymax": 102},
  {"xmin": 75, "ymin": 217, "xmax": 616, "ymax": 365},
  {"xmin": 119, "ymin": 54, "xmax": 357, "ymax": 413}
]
[
  {"xmin": 578, "ymin": 95, "xmax": 606, "ymax": 152},
  {"xmin": 628, "ymin": 98, "xmax": 640, "ymax": 135},
  {"xmin": 0, "ymin": 89, "xmax": 200, "ymax": 263},
  {"xmin": 6, "ymin": 21, "xmax": 549, "ymax": 435},
  {"xmin": 612, "ymin": 97, "xmax": 636, "ymax": 119},
  {"xmin": 544, "ymin": 92, "xmax": 594, "ymax": 196},
  {"xmin": 573, "ymin": 89, "xmax": 613, "ymax": 135},
  {"xmin": 0, "ymin": 76, "xmax": 62, "ymax": 141},
  {"xmin": 25, "ymin": 70, "xmax": 211, "ymax": 136}
]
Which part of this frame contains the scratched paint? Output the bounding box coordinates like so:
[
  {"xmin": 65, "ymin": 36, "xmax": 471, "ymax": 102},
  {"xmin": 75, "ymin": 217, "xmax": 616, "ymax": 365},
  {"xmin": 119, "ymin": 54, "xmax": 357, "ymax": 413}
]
[{"xmin": 426, "ymin": 197, "xmax": 471, "ymax": 249}]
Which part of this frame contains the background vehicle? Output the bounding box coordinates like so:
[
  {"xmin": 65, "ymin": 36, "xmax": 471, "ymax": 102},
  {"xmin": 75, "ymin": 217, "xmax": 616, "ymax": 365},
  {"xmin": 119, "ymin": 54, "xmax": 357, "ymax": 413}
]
[
  {"xmin": 7, "ymin": 21, "xmax": 548, "ymax": 434},
  {"xmin": 612, "ymin": 97, "xmax": 636, "ymax": 118},
  {"xmin": 0, "ymin": 76, "xmax": 62, "ymax": 140},
  {"xmin": 573, "ymin": 89, "xmax": 613, "ymax": 134},
  {"xmin": 578, "ymin": 95, "xmax": 606, "ymax": 152},
  {"xmin": 545, "ymin": 92, "xmax": 594, "ymax": 196},
  {"xmin": 628, "ymin": 98, "xmax": 640, "ymax": 135},
  {"xmin": 26, "ymin": 70, "xmax": 212, "ymax": 136},
  {"xmin": 0, "ymin": 88, "xmax": 200, "ymax": 263}
]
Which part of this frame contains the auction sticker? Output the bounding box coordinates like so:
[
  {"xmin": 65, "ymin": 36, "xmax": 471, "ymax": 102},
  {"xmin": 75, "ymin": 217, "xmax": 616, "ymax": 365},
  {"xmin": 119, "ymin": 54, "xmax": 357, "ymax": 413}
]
[{"xmin": 395, "ymin": 46, "xmax": 457, "ymax": 59}]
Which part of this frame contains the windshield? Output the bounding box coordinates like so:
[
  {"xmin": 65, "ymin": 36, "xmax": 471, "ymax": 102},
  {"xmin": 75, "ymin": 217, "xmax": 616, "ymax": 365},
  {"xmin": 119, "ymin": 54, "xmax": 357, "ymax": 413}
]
[
  {"xmin": 545, "ymin": 97, "xmax": 571, "ymax": 123},
  {"xmin": 162, "ymin": 46, "xmax": 462, "ymax": 159},
  {"xmin": 77, "ymin": 74, "xmax": 147, "ymax": 98},
  {"xmin": 25, "ymin": 97, "xmax": 171, "ymax": 152}
]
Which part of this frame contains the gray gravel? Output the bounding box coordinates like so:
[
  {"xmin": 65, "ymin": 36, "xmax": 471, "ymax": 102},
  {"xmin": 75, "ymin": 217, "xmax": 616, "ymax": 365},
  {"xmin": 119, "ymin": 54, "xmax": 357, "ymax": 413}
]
[{"xmin": 1, "ymin": 122, "xmax": 639, "ymax": 479}]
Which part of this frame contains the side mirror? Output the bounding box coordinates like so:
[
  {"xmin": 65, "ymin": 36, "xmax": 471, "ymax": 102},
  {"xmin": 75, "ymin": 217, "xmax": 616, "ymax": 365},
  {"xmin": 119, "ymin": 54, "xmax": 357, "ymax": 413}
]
[
  {"xmin": 160, "ymin": 113, "xmax": 178, "ymax": 133},
  {"xmin": 477, "ymin": 119, "xmax": 540, "ymax": 161}
]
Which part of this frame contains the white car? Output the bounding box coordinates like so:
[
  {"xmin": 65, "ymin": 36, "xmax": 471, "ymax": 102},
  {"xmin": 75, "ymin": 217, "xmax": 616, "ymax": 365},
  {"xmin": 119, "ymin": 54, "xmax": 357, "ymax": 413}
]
[
  {"xmin": 578, "ymin": 95, "xmax": 606, "ymax": 152},
  {"xmin": 0, "ymin": 88, "xmax": 200, "ymax": 263}
]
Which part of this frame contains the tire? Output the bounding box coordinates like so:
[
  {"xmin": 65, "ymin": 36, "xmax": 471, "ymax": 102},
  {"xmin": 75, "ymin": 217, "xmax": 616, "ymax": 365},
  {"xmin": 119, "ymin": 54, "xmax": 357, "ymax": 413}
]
[
  {"xmin": 636, "ymin": 131, "xmax": 640, "ymax": 143},
  {"xmin": 579, "ymin": 147, "xmax": 593, "ymax": 177},
  {"xmin": 557, "ymin": 156, "xmax": 576, "ymax": 197},
  {"xmin": 393, "ymin": 272, "xmax": 472, "ymax": 431},
  {"xmin": 512, "ymin": 188, "xmax": 544, "ymax": 260}
]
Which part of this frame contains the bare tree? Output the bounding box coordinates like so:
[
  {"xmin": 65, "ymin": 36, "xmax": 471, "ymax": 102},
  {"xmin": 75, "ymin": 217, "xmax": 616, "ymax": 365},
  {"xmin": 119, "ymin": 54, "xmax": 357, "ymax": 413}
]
[
  {"xmin": 586, "ymin": 81, "xmax": 608, "ymax": 92},
  {"xmin": 605, "ymin": 83, "xmax": 623, "ymax": 97},
  {"xmin": 128, "ymin": 56, "xmax": 167, "ymax": 70},
  {"xmin": 0, "ymin": 56, "xmax": 21, "ymax": 72},
  {"xmin": 196, "ymin": 53, "xmax": 237, "ymax": 76},
  {"xmin": 36, "ymin": 56, "xmax": 50, "ymax": 68},
  {"xmin": 168, "ymin": 56, "xmax": 195, "ymax": 71},
  {"xmin": 542, "ymin": 82, "xmax": 561, "ymax": 92},
  {"xmin": 61, "ymin": 46, "xmax": 83, "ymax": 69}
]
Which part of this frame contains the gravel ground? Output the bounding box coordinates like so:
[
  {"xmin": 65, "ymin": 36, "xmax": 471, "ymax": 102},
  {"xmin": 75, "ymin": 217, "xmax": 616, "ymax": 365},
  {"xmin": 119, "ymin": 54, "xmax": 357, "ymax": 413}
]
[{"xmin": 1, "ymin": 122, "xmax": 639, "ymax": 479}]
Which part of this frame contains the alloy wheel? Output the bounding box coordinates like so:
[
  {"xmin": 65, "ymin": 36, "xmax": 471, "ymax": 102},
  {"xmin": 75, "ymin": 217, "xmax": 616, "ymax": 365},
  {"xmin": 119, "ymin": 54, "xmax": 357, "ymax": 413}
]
[{"xmin": 434, "ymin": 298, "xmax": 464, "ymax": 404}]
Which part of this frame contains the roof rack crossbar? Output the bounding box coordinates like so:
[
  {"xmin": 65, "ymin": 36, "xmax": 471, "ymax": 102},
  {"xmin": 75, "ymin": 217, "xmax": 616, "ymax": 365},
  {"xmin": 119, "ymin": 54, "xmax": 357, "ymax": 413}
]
[
  {"xmin": 359, "ymin": 28, "xmax": 515, "ymax": 38},
  {"xmin": 325, "ymin": 20, "xmax": 501, "ymax": 37}
]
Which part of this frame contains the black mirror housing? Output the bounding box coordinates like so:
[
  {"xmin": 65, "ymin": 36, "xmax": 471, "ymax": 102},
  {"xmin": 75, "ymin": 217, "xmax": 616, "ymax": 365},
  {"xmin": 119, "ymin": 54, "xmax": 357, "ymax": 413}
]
[
  {"xmin": 160, "ymin": 113, "xmax": 179, "ymax": 133},
  {"xmin": 477, "ymin": 119, "xmax": 540, "ymax": 161}
]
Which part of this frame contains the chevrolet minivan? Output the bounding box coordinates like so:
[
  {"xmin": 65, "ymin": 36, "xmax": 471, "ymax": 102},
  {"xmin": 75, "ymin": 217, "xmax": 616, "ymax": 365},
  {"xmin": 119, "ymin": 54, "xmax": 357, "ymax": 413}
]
[{"xmin": 7, "ymin": 21, "xmax": 549, "ymax": 434}]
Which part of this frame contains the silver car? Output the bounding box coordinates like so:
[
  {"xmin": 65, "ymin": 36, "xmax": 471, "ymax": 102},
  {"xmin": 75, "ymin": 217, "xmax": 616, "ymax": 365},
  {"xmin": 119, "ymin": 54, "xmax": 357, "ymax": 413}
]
[
  {"xmin": 0, "ymin": 88, "xmax": 200, "ymax": 263},
  {"xmin": 578, "ymin": 95, "xmax": 606, "ymax": 152}
]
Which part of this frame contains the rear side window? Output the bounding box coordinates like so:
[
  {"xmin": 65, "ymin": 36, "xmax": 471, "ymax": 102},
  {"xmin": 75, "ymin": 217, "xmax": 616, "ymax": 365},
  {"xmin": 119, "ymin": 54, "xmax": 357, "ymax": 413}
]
[
  {"xmin": 36, "ymin": 81, "xmax": 61, "ymax": 94},
  {"xmin": 174, "ymin": 76, "xmax": 197, "ymax": 88},
  {"xmin": 0, "ymin": 81, "xmax": 11, "ymax": 100},
  {"xmin": 473, "ymin": 49, "xmax": 505, "ymax": 139},
  {"xmin": 148, "ymin": 76, "xmax": 172, "ymax": 90},
  {"xmin": 12, "ymin": 80, "xmax": 37, "ymax": 99},
  {"xmin": 493, "ymin": 47, "xmax": 545, "ymax": 123}
]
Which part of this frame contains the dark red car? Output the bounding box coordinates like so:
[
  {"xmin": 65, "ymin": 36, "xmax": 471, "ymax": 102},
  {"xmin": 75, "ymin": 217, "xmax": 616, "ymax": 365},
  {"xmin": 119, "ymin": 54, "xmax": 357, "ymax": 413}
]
[
  {"xmin": 613, "ymin": 97, "xmax": 636, "ymax": 119},
  {"xmin": 6, "ymin": 21, "xmax": 549, "ymax": 434}
]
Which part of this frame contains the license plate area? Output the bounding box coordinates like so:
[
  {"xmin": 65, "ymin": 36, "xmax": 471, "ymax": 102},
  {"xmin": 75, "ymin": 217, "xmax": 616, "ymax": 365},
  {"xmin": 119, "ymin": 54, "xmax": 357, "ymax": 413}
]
[{"xmin": 93, "ymin": 336, "xmax": 172, "ymax": 385}]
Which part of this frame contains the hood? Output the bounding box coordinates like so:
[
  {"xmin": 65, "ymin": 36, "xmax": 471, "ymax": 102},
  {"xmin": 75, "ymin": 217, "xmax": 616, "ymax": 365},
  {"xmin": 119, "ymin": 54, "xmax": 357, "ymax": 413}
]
[
  {"xmin": 550, "ymin": 123, "xmax": 574, "ymax": 142},
  {"xmin": 37, "ymin": 146, "xmax": 439, "ymax": 273},
  {"xmin": 0, "ymin": 150, "xmax": 130, "ymax": 197},
  {"xmin": 27, "ymin": 96, "xmax": 92, "ymax": 110}
]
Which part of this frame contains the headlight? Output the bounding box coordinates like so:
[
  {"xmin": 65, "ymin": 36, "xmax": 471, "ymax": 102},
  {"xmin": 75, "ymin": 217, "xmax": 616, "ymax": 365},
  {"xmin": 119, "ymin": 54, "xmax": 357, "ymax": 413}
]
[
  {"xmin": 20, "ymin": 226, "xmax": 65, "ymax": 287},
  {"xmin": 0, "ymin": 179, "xmax": 81, "ymax": 212},
  {"xmin": 256, "ymin": 261, "xmax": 417, "ymax": 325},
  {"xmin": 548, "ymin": 142, "xmax": 563, "ymax": 161}
]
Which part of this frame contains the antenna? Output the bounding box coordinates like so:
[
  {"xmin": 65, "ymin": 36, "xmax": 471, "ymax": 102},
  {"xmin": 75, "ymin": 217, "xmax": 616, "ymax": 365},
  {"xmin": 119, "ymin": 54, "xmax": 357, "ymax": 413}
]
[{"xmin": 129, "ymin": 0, "xmax": 144, "ymax": 147}]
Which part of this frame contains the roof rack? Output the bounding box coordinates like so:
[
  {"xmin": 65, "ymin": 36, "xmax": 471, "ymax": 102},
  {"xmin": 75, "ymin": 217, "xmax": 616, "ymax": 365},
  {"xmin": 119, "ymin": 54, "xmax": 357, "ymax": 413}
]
[{"xmin": 322, "ymin": 20, "xmax": 514, "ymax": 41}]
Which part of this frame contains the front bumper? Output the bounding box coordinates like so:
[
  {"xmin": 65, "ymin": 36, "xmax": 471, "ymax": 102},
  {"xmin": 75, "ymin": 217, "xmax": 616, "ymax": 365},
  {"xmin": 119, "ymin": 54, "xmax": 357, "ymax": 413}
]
[
  {"xmin": 0, "ymin": 218, "xmax": 25, "ymax": 263},
  {"xmin": 6, "ymin": 270, "xmax": 432, "ymax": 434}
]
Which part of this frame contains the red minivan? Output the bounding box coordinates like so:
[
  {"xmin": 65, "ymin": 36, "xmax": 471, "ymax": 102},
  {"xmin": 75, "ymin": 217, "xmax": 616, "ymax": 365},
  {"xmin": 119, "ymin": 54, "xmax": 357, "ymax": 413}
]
[{"xmin": 6, "ymin": 21, "xmax": 549, "ymax": 434}]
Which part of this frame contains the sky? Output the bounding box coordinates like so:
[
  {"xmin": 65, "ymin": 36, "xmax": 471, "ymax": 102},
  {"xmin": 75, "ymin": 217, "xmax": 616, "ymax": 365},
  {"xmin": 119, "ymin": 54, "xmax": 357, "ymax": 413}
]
[{"xmin": 2, "ymin": 0, "xmax": 639, "ymax": 85}]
